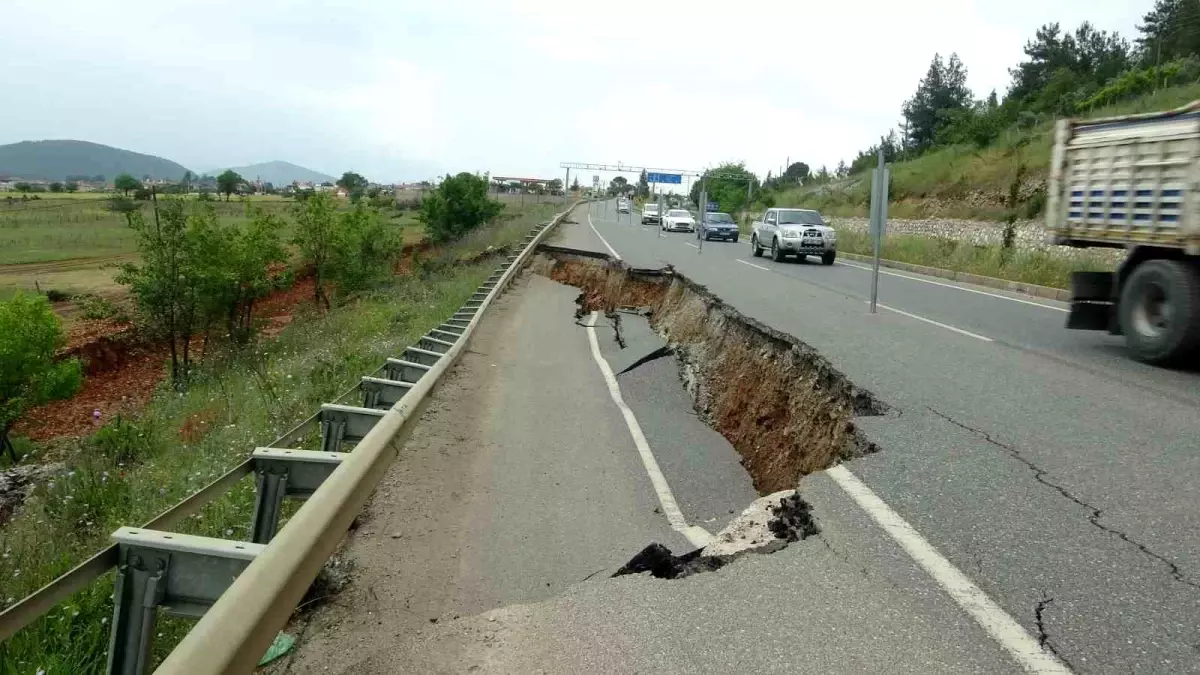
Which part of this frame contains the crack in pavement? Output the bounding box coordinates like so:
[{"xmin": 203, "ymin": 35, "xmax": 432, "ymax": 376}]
[
  {"xmin": 1034, "ymin": 593, "xmax": 1076, "ymax": 671},
  {"xmin": 928, "ymin": 406, "xmax": 1200, "ymax": 592},
  {"xmin": 616, "ymin": 345, "xmax": 675, "ymax": 376}
]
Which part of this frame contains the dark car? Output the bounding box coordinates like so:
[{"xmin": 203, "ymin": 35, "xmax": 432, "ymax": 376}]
[{"xmin": 698, "ymin": 212, "xmax": 739, "ymax": 242}]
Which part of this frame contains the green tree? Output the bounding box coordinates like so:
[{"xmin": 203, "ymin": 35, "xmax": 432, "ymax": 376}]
[
  {"xmin": 548, "ymin": 178, "xmax": 564, "ymax": 195},
  {"xmin": 0, "ymin": 293, "xmax": 83, "ymax": 462},
  {"xmin": 192, "ymin": 205, "xmax": 287, "ymax": 343},
  {"xmin": 783, "ymin": 162, "xmax": 811, "ymax": 185},
  {"xmin": 216, "ymin": 169, "xmax": 243, "ymax": 201},
  {"xmin": 636, "ymin": 170, "xmax": 650, "ymax": 198},
  {"xmin": 181, "ymin": 170, "xmax": 195, "ymax": 193},
  {"xmin": 337, "ymin": 171, "xmax": 370, "ymax": 203},
  {"xmin": 692, "ymin": 163, "xmax": 758, "ymax": 215},
  {"xmin": 48, "ymin": 182, "xmax": 63, "ymax": 193},
  {"xmin": 607, "ymin": 176, "xmax": 630, "ymax": 196},
  {"xmin": 114, "ymin": 173, "xmax": 140, "ymax": 196},
  {"xmin": 292, "ymin": 191, "xmax": 339, "ymax": 309},
  {"xmin": 330, "ymin": 205, "xmax": 402, "ymax": 293},
  {"xmin": 418, "ymin": 172, "xmax": 503, "ymax": 243},
  {"xmin": 902, "ymin": 53, "xmax": 973, "ymax": 152},
  {"xmin": 13, "ymin": 182, "xmax": 31, "ymax": 194},
  {"xmin": 65, "ymin": 181, "xmax": 79, "ymax": 193},
  {"xmin": 571, "ymin": 176, "xmax": 581, "ymax": 192},
  {"xmin": 116, "ymin": 197, "xmax": 205, "ymax": 387},
  {"xmin": 1138, "ymin": 0, "xmax": 1200, "ymax": 64},
  {"xmin": 1008, "ymin": 22, "xmax": 1131, "ymax": 115}
]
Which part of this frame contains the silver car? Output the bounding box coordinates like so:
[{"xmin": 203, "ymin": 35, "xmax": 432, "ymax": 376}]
[{"xmin": 750, "ymin": 208, "xmax": 836, "ymax": 265}]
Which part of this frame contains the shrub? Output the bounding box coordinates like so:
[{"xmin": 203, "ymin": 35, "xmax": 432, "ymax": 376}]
[
  {"xmin": 73, "ymin": 293, "xmax": 118, "ymax": 320},
  {"xmin": 418, "ymin": 173, "xmax": 502, "ymax": 243},
  {"xmin": 0, "ymin": 293, "xmax": 83, "ymax": 461}
]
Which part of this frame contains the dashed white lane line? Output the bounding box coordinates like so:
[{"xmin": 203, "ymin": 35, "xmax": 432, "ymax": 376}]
[
  {"xmin": 583, "ymin": 312, "xmax": 712, "ymax": 548},
  {"xmin": 837, "ymin": 260, "xmax": 1068, "ymax": 312},
  {"xmin": 736, "ymin": 259, "xmax": 770, "ymax": 271},
  {"xmin": 587, "ymin": 213, "xmax": 622, "ymax": 260},
  {"xmin": 827, "ymin": 465, "xmax": 1072, "ymax": 674},
  {"xmin": 871, "ymin": 301, "xmax": 994, "ymax": 342},
  {"xmin": 684, "ymin": 242, "xmax": 700, "ymax": 249}
]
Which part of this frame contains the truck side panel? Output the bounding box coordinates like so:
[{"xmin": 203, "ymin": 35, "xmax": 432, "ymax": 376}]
[{"xmin": 1049, "ymin": 111, "xmax": 1200, "ymax": 254}]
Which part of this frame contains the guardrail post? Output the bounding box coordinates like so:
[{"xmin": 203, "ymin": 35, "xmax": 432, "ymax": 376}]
[
  {"xmin": 107, "ymin": 550, "xmax": 167, "ymax": 675},
  {"xmin": 320, "ymin": 417, "xmax": 346, "ymax": 453},
  {"xmin": 250, "ymin": 466, "xmax": 289, "ymax": 545}
]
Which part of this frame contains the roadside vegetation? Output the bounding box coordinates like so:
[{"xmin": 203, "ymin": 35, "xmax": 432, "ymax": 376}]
[
  {"xmin": 0, "ymin": 172, "xmax": 561, "ymax": 673},
  {"xmin": 831, "ymin": 229, "xmax": 1112, "ymax": 290}
]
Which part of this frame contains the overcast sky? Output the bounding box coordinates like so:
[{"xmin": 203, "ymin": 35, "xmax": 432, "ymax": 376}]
[{"xmin": 2, "ymin": 1, "xmax": 1146, "ymax": 185}]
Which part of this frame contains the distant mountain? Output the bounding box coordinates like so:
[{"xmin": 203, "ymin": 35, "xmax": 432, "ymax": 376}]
[
  {"xmin": 0, "ymin": 140, "xmax": 191, "ymax": 181},
  {"xmin": 209, "ymin": 161, "xmax": 336, "ymax": 186}
]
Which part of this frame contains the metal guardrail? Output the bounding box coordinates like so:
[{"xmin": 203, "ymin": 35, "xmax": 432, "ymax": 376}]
[{"xmin": 0, "ymin": 203, "xmax": 576, "ymax": 673}]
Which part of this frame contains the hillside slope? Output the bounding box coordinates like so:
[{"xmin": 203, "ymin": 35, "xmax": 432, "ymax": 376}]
[
  {"xmin": 780, "ymin": 82, "xmax": 1200, "ymax": 221},
  {"xmin": 210, "ymin": 160, "xmax": 335, "ymax": 185},
  {"xmin": 0, "ymin": 140, "xmax": 190, "ymax": 181}
]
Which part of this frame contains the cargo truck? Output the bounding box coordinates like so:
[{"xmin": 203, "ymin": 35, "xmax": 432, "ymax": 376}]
[{"xmin": 1047, "ymin": 102, "xmax": 1200, "ymax": 365}]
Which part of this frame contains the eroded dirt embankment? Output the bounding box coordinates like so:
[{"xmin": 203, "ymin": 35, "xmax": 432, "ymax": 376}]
[{"xmin": 531, "ymin": 248, "xmax": 886, "ymax": 494}]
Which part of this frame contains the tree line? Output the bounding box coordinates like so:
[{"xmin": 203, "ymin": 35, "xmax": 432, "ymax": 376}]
[{"xmin": 847, "ymin": 0, "xmax": 1200, "ymax": 173}]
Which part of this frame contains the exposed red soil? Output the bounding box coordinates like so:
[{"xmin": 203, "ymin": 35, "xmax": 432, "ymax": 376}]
[{"xmin": 16, "ymin": 274, "xmax": 322, "ymax": 442}]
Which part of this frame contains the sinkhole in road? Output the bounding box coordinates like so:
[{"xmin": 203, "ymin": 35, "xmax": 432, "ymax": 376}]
[{"xmin": 531, "ymin": 246, "xmax": 888, "ymax": 497}]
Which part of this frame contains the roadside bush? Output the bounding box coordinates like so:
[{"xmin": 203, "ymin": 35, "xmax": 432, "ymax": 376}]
[
  {"xmin": 0, "ymin": 293, "xmax": 83, "ymax": 462},
  {"xmin": 330, "ymin": 205, "xmax": 403, "ymax": 294},
  {"xmin": 73, "ymin": 293, "xmax": 118, "ymax": 320},
  {"xmin": 418, "ymin": 172, "xmax": 502, "ymax": 243},
  {"xmin": 92, "ymin": 415, "xmax": 156, "ymax": 466}
]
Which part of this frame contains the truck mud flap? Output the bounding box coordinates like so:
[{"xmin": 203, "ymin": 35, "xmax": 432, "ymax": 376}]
[
  {"xmin": 1066, "ymin": 301, "xmax": 1114, "ymax": 331},
  {"xmin": 1070, "ymin": 271, "xmax": 1115, "ymax": 301},
  {"xmin": 1067, "ymin": 271, "xmax": 1120, "ymax": 333}
]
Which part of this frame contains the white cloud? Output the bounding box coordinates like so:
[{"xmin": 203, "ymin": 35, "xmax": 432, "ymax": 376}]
[{"xmin": 0, "ymin": 0, "xmax": 1147, "ymax": 182}]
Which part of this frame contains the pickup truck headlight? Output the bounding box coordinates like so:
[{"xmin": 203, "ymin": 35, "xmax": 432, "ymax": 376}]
[
  {"xmin": 782, "ymin": 230, "xmax": 801, "ymax": 238},
  {"xmin": 825, "ymin": 232, "xmax": 836, "ymax": 242}
]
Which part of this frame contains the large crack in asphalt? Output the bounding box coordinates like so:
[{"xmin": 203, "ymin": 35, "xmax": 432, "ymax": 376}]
[
  {"xmin": 928, "ymin": 405, "xmax": 1200, "ymax": 594},
  {"xmin": 531, "ymin": 249, "xmax": 891, "ymax": 580}
]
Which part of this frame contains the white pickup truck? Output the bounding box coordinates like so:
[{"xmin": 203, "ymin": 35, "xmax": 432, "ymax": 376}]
[{"xmin": 1048, "ymin": 101, "xmax": 1200, "ymax": 365}]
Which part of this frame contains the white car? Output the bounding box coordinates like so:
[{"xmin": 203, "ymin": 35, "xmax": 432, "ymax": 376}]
[
  {"xmin": 617, "ymin": 199, "xmax": 630, "ymax": 214},
  {"xmin": 641, "ymin": 203, "xmax": 661, "ymax": 225},
  {"xmin": 750, "ymin": 208, "xmax": 837, "ymax": 264},
  {"xmin": 661, "ymin": 209, "xmax": 696, "ymax": 233}
]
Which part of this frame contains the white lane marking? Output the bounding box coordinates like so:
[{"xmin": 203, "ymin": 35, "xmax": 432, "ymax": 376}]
[
  {"xmin": 684, "ymin": 242, "xmax": 700, "ymax": 249},
  {"xmin": 827, "ymin": 465, "xmax": 1072, "ymax": 674},
  {"xmin": 584, "ymin": 312, "xmax": 712, "ymax": 548},
  {"xmin": 837, "ymin": 260, "xmax": 1068, "ymax": 312},
  {"xmin": 737, "ymin": 259, "xmax": 770, "ymax": 271},
  {"xmin": 587, "ymin": 213, "xmax": 622, "ymax": 260},
  {"xmin": 872, "ymin": 302, "xmax": 994, "ymax": 342}
]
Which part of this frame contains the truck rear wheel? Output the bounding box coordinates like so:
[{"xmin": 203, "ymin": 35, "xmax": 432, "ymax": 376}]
[{"xmin": 1118, "ymin": 260, "xmax": 1200, "ymax": 366}]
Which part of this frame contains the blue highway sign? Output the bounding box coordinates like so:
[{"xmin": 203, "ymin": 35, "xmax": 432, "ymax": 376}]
[{"xmin": 646, "ymin": 172, "xmax": 682, "ymax": 184}]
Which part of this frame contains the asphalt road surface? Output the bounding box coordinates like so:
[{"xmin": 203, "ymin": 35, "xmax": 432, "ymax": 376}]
[
  {"xmin": 282, "ymin": 255, "xmax": 1032, "ymax": 673},
  {"xmin": 283, "ymin": 201, "xmax": 1199, "ymax": 674},
  {"xmin": 548, "ymin": 200, "xmax": 1200, "ymax": 673}
]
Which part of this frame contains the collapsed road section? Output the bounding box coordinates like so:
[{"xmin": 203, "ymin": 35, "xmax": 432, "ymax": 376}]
[{"xmin": 531, "ymin": 245, "xmax": 888, "ymax": 495}]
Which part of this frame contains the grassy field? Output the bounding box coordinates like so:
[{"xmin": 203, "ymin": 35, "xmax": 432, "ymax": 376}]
[
  {"xmin": 0, "ymin": 201, "xmax": 560, "ymax": 674},
  {"xmin": 778, "ymin": 82, "xmax": 1200, "ymax": 221},
  {"xmin": 0, "ymin": 196, "xmax": 425, "ymax": 301},
  {"xmin": 833, "ymin": 227, "xmax": 1113, "ymax": 289}
]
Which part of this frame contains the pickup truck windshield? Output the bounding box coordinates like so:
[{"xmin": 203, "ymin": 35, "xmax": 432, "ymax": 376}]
[
  {"xmin": 644, "ymin": 205, "xmax": 659, "ymax": 212},
  {"xmin": 668, "ymin": 210, "xmax": 691, "ymax": 217},
  {"xmin": 777, "ymin": 210, "xmax": 824, "ymax": 225},
  {"xmin": 707, "ymin": 213, "xmax": 734, "ymax": 223}
]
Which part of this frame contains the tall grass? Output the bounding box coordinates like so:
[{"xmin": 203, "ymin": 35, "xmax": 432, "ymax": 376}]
[
  {"xmin": 0, "ymin": 206, "xmax": 547, "ymax": 673},
  {"xmin": 834, "ymin": 228, "xmax": 1112, "ymax": 289}
]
